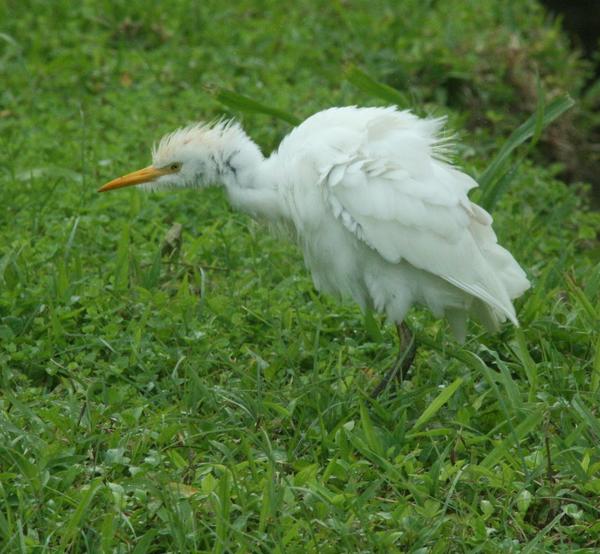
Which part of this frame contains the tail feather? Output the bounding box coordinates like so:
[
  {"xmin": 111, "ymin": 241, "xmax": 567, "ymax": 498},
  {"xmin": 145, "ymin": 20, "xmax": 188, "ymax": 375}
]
[{"xmin": 467, "ymin": 206, "xmax": 530, "ymax": 327}]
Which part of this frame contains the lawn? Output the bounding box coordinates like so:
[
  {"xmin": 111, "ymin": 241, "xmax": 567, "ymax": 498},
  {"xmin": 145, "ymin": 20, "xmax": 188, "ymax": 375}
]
[{"xmin": 1, "ymin": 0, "xmax": 600, "ymax": 552}]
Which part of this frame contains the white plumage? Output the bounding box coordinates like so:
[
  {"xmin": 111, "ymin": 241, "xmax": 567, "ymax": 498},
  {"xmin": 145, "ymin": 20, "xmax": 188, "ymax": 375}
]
[{"xmin": 100, "ymin": 106, "xmax": 530, "ymax": 347}]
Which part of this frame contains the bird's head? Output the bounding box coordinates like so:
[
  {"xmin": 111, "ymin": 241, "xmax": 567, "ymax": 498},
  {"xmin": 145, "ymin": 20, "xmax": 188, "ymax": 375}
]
[{"xmin": 98, "ymin": 121, "xmax": 247, "ymax": 193}]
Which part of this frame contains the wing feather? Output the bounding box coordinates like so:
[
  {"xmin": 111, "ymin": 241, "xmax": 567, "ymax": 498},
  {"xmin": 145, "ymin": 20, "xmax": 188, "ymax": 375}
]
[{"xmin": 315, "ymin": 110, "xmax": 525, "ymax": 324}]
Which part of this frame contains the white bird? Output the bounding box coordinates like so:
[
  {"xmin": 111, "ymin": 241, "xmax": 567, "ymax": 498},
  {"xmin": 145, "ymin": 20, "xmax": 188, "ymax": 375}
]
[{"xmin": 99, "ymin": 106, "xmax": 530, "ymax": 395}]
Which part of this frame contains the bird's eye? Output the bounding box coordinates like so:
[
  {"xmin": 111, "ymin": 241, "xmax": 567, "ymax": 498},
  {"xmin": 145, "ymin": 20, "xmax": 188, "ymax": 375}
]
[{"xmin": 169, "ymin": 162, "xmax": 181, "ymax": 171}]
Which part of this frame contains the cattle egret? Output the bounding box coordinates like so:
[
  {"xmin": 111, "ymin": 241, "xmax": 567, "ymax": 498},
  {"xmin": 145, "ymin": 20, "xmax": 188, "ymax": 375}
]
[{"xmin": 99, "ymin": 106, "xmax": 530, "ymax": 396}]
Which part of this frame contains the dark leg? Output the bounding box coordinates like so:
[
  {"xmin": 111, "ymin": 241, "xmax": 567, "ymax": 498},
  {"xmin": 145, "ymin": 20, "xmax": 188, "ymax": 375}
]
[{"xmin": 371, "ymin": 322, "xmax": 417, "ymax": 398}]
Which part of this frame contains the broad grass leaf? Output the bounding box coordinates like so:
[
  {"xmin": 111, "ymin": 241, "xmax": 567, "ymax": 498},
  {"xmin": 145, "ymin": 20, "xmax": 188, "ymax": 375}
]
[
  {"xmin": 360, "ymin": 400, "xmax": 383, "ymax": 456},
  {"xmin": 411, "ymin": 378, "xmax": 463, "ymax": 431},
  {"xmin": 215, "ymin": 89, "xmax": 300, "ymax": 125},
  {"xmin": 345, "ymin": 66, "xmax": 411, "ymax": 108}
]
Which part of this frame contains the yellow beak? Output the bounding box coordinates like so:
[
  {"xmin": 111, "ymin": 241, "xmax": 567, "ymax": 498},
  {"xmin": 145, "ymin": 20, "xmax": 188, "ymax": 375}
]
[{"xmin": 98, "ymin": 165, "xmax": 168, "ymax": 193}]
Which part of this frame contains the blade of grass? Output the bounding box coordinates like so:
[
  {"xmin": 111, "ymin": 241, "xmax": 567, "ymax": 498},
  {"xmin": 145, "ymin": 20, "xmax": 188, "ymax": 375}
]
[
  {"xmin": 493, "ymin": 354, "xmax": 524, "ymax": 413},
  {"xmin": 479, "ymin": 163, "xmax": 521, "ymax": 213},
  {"xmin": 480, "ymin": 407, "xmax": 544, "ymax": 469},
  {"xmin": 522, "ymin": 512, "xmax": 565, "ymax": 554},
  {"xmin": 114, "ymin": 223, "xmax": 130, "ymax": 291},
  {"xmin": 434, "ymin": 346, "xmax": 532, "ymax": 477},
  {"xmin": 132, "ymin": 529, "xmax": 158, "ymax": 554},
  {"xmin": 363, "ymin": 310, "xmax": 383, "ymax": 342},
  {"xmin": 592, "ymin": 337, "xmax": 600, "ymax": 394},
  {"xmin": 64, "ymin": 216, "xmax": 80, "ymax": 263},
  {"xmin": 479, "ymin": 94, "xmax": 574, "ymax": 209},
  {"xmin": 360, "ymin": 400, "xmax": 383, "ymax": 456},
  {"xmin": 59, "ymin": 479, "xmax": 103, "ymax": 549},
  {"xmin": 258, "ymin": 463, "xmax": 274, "ymax": 534},
  {"xmin": 565, "ymin": 273, "xmax": 598, "ymax": 325},
  {"xmin": 215, "ymin": 89, "xmax": 300, "ymax": 125},
  {"xmin": 345, "ymin": 66, "xmax": 411, "ymax": 107},
  {"xmin": 512, "ymin": 329, "xmax": 538, "ymax": 403},
  {"xmin": 480, "ymin": 94, "xmax": 572, "ymax": 188},
  {"xmin": 214, "ymin": 469, "xmax": 231, "ymax": 554},
  {"xmin": 0, "ymin": 247, "xmax": 14, "ymax": 284},
  {"xmin": 531, "ymin": 76, "xmax": 546, "ymax": 145},
  {"xmin": 571, "ymin": 395, "xmax": 600, "ymax": 440},
  {"xmin": 410, "ymin": 377, "xmax": 463, "ymax": 432}
]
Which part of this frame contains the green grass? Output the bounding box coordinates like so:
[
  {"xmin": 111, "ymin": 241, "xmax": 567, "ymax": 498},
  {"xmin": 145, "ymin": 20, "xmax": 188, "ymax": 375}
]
[{"xmin": 1, "ymin": 0, "xmax": 600, "ymax": 551}]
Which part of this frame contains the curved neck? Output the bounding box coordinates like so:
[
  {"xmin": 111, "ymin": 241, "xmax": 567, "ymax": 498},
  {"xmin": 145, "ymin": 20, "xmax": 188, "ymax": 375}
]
[
  {"xmin": 211, "ymin": 130, "xmax": 283, "ymax": 219},
  {"xmin": 218, "ymin": 146, "xmax": 262, "ymax": 191}
]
